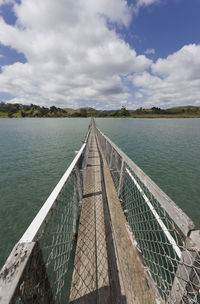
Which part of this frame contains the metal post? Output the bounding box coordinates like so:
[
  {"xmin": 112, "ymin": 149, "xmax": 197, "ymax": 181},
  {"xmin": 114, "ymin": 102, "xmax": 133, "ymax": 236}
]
[
  {"xmin": 118, "ymin": 160, "xmax": 125, "ymax": 198},
  {"xmin": 105, "ymin": 140, "xmax": 109, "ymax": 163},
  {"xmin": 73, "ymin": 166, "xmax": 83, "ymax": 234},
  {"xmin": 109, "ymin": 147, "xmax": 113, "ymax": 168}
]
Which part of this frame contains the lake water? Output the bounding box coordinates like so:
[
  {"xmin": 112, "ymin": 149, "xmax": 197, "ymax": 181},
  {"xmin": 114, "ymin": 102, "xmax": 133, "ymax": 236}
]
[{"xmin": 0, "ymin": 118, "xmax": 200, "ymax": 268}]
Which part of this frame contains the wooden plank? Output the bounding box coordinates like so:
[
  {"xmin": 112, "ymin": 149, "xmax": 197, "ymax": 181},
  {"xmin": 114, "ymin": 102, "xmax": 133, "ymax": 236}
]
[
  {"xmin": 96, "ymin": 134, "xmax": 160, "ymax": 304},
  {"xmin": 70, "ymin": 138, "xmax": 97, "ymax": 303},
  {"xmin": 93, "ymin": 137, "xmax": 110, "ymax": 303},
  {"xmin": 70, "ymin": 130, "xmax": 110, "ymax": 303},
  {"xmin": 0, "ymin": 242, "xmax": 35, "ymax": 304}
]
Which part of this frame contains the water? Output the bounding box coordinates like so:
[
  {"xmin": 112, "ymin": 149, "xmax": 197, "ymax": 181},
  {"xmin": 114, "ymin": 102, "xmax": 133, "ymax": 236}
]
[
  {"xmin": 0, "ymin": 118, "xmax": 90, "ymax": 267},
  {"xmin": 96, "ymin": 118, "xmax": 200, "ymax": 229},
  {"xmin": 0, "ymin": 118, "xmax": 200, "ymax": 268}
]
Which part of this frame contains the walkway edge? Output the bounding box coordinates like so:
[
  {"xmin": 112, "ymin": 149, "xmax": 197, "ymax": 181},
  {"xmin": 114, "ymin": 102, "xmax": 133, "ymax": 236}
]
[{"xmin": 96, "ymin": 134, "xmax": 159, "ymax": 304}]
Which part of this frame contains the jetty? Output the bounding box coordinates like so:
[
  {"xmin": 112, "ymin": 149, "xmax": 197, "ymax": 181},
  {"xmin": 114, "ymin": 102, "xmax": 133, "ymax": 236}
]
[{"xmin": 0, "ymin": 119, "xmax": 200, "ymax": 303}]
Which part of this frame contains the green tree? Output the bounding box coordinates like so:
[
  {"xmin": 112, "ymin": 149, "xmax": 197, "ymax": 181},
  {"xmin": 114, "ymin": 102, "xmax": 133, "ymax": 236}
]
[
  {"xmin": 119, "ymin": 106, "xmax": 130, "ymax": 117},
  {"xmin": 135, "ymin": 107, "xmax": 143, "ymax": 114},
  {"xmin": 111, "ymin": 110, "xmax": 119, "ymax": 117},
  {"xmin": 21, "ymin": 110, "xmax": 26, "ymax": 117},
  {"xmin": 50, "ymin": 106, "xmax": 57, "ymax": 113},
  {"xmin": 80, "ymin": 108, "xmax": 87, "ymax": 117}
]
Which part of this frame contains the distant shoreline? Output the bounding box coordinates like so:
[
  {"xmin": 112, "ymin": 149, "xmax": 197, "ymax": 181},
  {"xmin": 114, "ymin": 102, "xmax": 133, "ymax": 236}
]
[
  {"xmin": 1, "ymin": 103, "xmax": 200, "ymax": 118},
  {"xmin": 1, "ymin": 115, "xmax": 200, "ymax": 119}
]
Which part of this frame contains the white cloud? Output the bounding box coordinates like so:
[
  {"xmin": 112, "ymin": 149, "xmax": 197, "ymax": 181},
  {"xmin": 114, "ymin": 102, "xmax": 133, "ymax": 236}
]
[
  {"xmin": 136, "ymin": 0, "xmax": 160, "ymax": 6},
  {"xmin": 0, "ymin": 0, "xmax": 14, "ymax": 5},
  {"xmin": 133, "ymin": 44, "xmax": 200, "ymax": 107},
  {"xmin": 144, "ymin": 48, "xmax": 155, "ymax": 55},
  {"xmin": 134, "ymin": 0, "xmax": 160, "ymax": 13},
  {"xmin": 0, "ymin": 0, "xmax": 152, "ymax": 108},
  {"xmin": 1, "ymin": 1, "xmax": 199, "ymax": 110}
]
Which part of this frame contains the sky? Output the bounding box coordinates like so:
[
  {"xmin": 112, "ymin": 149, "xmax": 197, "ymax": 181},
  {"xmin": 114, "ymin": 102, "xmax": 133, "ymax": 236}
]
[{"xmin": 0, "ymin": 0, "xmax": 200, "ymax": 109}]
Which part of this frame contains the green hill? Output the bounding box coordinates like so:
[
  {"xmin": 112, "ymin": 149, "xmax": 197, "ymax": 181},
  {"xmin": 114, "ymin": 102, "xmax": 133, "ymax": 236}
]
[
  {"xmin": 167, "ymin": 106, "xmax": 200, "ymax": 114},
  {"xmin": 1, "ymin": 102, "xmax": 200, "ymax": 118},
  {"xmin": 64, "ymin": 107, "xmax": 99, "ymax": 114}
]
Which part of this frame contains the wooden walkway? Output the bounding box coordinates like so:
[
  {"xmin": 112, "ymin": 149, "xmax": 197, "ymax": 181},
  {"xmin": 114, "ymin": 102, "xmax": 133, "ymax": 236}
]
[{"xmin": 70, "ymin": 126, "xmax": 158, "ymax": 303}]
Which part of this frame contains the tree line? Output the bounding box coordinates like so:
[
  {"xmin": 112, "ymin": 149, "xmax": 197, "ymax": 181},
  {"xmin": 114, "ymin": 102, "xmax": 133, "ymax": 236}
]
[{"xmin": 0, "ymin": 102, "xmax": 200, "ymax": 118}]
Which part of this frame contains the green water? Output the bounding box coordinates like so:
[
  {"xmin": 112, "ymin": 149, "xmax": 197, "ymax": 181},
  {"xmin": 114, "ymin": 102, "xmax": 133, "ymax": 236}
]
[
  {"xmin": 0, "ymin": 118, "xmax": 90, "ymax": 267},
  {"xmin": 0, "ymin": 118, "xmax": 200, "ymax": 268},
  {"xmin": 96, "ymin": 118, "xmax": 200, "ymax": 229}
]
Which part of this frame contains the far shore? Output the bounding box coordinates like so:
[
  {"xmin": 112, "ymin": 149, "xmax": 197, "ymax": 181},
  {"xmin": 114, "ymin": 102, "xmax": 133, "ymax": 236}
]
[
  {"xmin": 1, "ymin": 115, "xmax": 200, "ymax": 119},
  {"xmin": 1, "ymin": 104, "xmax": 200, "ymax": 119}
]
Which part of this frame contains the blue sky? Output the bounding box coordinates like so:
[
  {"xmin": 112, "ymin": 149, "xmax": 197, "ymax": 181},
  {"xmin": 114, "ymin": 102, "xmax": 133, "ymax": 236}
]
[
  {"xmin": 125, "ymin": 0, "xmax": 200, "ymax": 59},
  {"xmin": 0, "ymin": 0, "xmax": 200, "ymax": 109}
]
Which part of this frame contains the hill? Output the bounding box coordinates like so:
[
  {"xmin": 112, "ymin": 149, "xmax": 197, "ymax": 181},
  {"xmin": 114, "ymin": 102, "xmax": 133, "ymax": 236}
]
[
  {"xmin": 1, "ymin": 102, "xmax": 200, "ymax": 118},
  {"xmin": 63, "ymin": 107, "xmax": 100, "ymax": 115},
  {"xmin": 167, "ymin": 106, "xmax": 200, "ymax": 114}
]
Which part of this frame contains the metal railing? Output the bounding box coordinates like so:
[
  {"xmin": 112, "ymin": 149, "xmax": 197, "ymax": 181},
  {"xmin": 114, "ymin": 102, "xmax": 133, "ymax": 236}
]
[
  {"xmin": 95, "ymin": 125, "xmax": 200, "ymax": 304},
  {"xmin": 1, "ymin": 120, "xmax": 200, "ymax": 304},
  {"xmin": 0, "ymin": 124, "xmax": 92, "ymax": 304}
]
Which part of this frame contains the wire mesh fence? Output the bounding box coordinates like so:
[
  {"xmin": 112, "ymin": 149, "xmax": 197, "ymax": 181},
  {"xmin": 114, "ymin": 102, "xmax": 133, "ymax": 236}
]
[
  {"xmin": 1, "ymin": 121, "xmax": 200, "ymax": 304},
  {"xmin": 96, "ymin": 126, "xmax": 200, "ymax": 304},
  {"xmin": 0, "ymin": 127, "xmax": 91, "ymax": 304}
]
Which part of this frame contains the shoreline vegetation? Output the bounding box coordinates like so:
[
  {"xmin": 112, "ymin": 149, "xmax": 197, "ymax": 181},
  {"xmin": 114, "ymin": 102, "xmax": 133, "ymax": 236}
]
[{"xmin": 1, "ymin": 102, "xmax": 200, "ymax": 118}]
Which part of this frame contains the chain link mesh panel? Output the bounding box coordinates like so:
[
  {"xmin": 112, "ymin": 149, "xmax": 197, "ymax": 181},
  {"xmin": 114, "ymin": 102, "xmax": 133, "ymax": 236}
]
[
  {"xmin": 0, "ymin": 129, "xmax": 91, "ymax": 304},
  {"xmin": 12, "ymin": 172, "xmax": 79, "ymax": 304},
  {"xmin": 96, "ymin": 127, "xmax": 200, "ymax": 304}
]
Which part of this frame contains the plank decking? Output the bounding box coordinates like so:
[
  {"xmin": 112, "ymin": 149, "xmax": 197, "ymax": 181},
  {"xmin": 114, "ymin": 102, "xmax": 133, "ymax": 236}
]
[
  {"xmin": 70, "ymin": 125, "xmax": 158, "ymax": 304},
  {"xmin": 69, "ymin": 129, "xmax": 109, "ymax": 303}
]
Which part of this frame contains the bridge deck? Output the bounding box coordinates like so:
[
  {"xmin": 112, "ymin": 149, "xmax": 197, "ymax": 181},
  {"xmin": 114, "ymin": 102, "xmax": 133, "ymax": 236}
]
[{"xmin": 70, "ymin": 127, "xmax": 157, "ymax": 303}]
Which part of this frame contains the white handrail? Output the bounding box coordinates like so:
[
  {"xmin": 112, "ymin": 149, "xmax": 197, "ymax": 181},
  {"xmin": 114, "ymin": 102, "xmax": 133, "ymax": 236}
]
[
  {"xmin": 126, "ymin": 168, "xmax": 182, "ymax": 259},
  {"xmin": 96, "ymin": 127, "xmax": 194, "ymax": 237},
  {"xmin": 20, "ymin": 142, "xmax": 87, "ymax": 243}
]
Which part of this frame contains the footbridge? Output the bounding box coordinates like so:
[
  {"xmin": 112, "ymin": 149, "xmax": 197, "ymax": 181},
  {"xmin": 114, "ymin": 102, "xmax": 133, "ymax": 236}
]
[{"xmin": 0, "ymin": 119, "xmax": 200, "ymax": 303}]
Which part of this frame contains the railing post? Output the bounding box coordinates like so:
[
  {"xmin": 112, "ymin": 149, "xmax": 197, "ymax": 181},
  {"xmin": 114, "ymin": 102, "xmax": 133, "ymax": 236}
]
[
  {"xmin": 109, "ymin": 147, "xmax": 113, "ymax": 168},
  {"xmin": 0, "ymin": 242, "xmax": 35, "ymax": 303},
  {"xmin": 74, "ymin": 166, "xmax": 83, "ymax": 234},
  {"xmin": 105, "ymin": 140, "xmax": 109, "ymax": 162},
  {"xmin": 168, "ymin": 230, "xmax": 200, "ymax": 303},
  {"xmin": 118, "ymin": 160, "xmax": 125, "ymax": 198},
  {"xmin": 0, "ymin": 242, "xmax": 53, "ymax": 304}
]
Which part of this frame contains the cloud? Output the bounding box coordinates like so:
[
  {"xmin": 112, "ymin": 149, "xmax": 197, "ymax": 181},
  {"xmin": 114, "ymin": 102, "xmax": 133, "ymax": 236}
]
[
  {"xmin": 1, "ymin": 1, "xmax": 199, "ymax": 110},
  {"xmin": 0, "ymin": 0, "xmax": 152, "ymax": 108},
  {"xmin": 0, "ymin": 0, "xmax": 14, "ymax": 5},
  {"xmin": 134, "ymin": 0, "xmax": 160, "ymax": 13},
  {"xmin": 133, "ymin": 44, "xmax": 200, "ymax": 107},
  {"xmin": 144, "ymin": 48, "xmax": 155, "ymax": 55}
]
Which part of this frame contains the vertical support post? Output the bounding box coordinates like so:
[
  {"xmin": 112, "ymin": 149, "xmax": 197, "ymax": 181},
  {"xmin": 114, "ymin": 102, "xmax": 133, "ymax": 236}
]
[
  {"xmin": 0, "ymin": 242, "xmax": 53, "ymax": 304},
  {"xmin": 81, "ymin": 130, "xmax": 91, "ymax": 187},
  {"xmin": 109, "ymin": 147, "xmax": 113, "ymax": 168},
  {"xmin": 169, "ymin": 230, "xmax": 200, "ymax": 303},
  {"xmin": 105, "ymin": 140, "xmax": 109, "ymax": 163},
  {"xmin": 118, "ymin": 160, "xmax": 125, "ymax": 198},
  {"xmin": 108, "ymin": 142, "xmax": 112, "ymax": 164},
  {"xmin": 102, "ymin": 137, "xmax": 106, "ymax": 153},
  {"xmin": 74, "ymin": 166, "xmax": 83, "ymax": 234}
]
